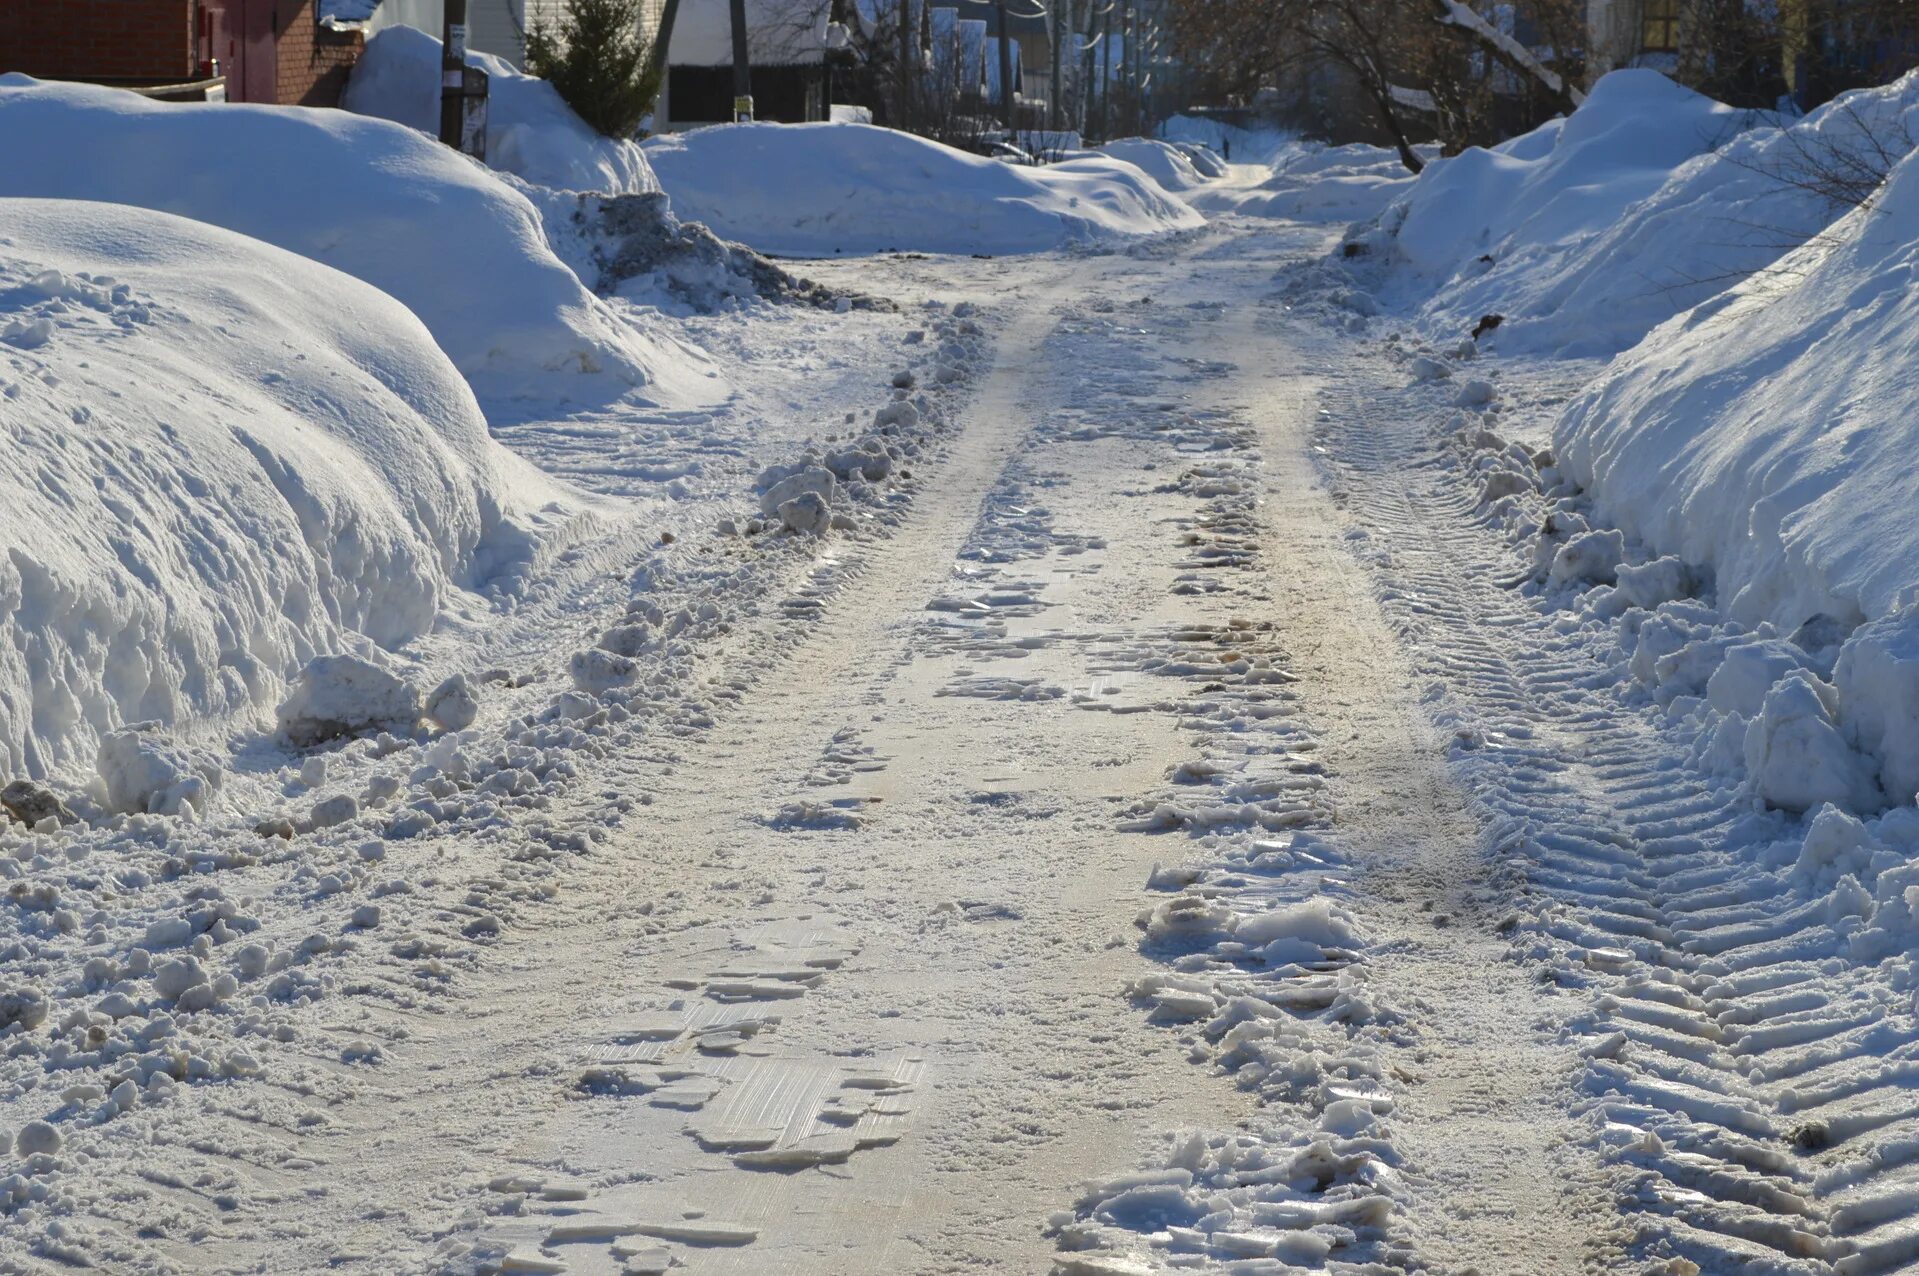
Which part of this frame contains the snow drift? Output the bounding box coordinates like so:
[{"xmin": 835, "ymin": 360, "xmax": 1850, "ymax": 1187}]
[
  {"xmin": 1354, "ymin": 70, "xmax": 1761, "ymax": 352},
  {"xmin": 1557, "ymin": 145, "xmax": 1919, "ymax": 633},
  {"xmin": 342, "ymin": 25, "xmax": 658, "ymax": 196},
  {"xmin": 0, "ymin": 197, "xmax": 564, "ymax": 780},
  {"xmin": 0, "ymin": 76, "xmax": 715, "ymax": 406},
  {"xmin": 1554, "ymin": 138, "xmax": 1919, "ymax": 808},
  {"xmin": 643, "ymin": 123, "xmax": 1203, "ymax": 256},
  {"xmin": 1099, "ymin": 138, "xmax": 1208, "ymax": 192},
  {"xmin": 1356, "ymin": 70, "xmax": 1919, "ymax": 356}
]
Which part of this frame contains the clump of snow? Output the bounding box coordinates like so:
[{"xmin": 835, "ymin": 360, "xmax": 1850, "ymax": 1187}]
[
  {"xmin": 643, "ymin": 123, "xmax": 1203, "ymax": 256},
  {"xmin": 96, "ymin": 724, "xmax": 222, "ymax": 818},
  {"xmin": 343, "ymin": 26, "xmax": 657, "ymax": 195},
  {"xmin": 0, "ymin": 76, "xmax": 716, "ymax": 407},
  {"xmin": 1835, "ymin": 609, "xmax": 1919, "ymax": 805},
  {"xmin": 277, "ymin": 657, "xmax": 424, "ymax": 748},
  {"xmin": 1744, "ymin": 671, "xmax": 1881, "ymax": 813},
  {"xmin": 426, "ymin": 674, "xmax": 482, "ymax": 733},
  {"xmin": 0, "ymin": 197, "xmax": 560, "ymax": 779},
  {"xmin": 1100, "ymin": 138, "xmax": 1208, "ymax": 192}
]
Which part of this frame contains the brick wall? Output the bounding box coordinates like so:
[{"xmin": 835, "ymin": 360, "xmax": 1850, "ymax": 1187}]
[
  {"xmin": 273, "ymin": 0, "xmax": 361, "ymax": 105},
  {"xmin": 0, "ymin": 0, "xmax": 198, "ymax": 81}
]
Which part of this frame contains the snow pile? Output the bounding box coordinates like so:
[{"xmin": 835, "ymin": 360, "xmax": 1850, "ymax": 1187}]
[
  {"xmin": 1550, "ymin": 141, "xmax": 1919, "ymax": 805},
  {"xmin": 643, "ymin": 123, "xmax": 1203, "ymax": 256},
  {"xmin": 1099, "ymin": 138, "xmax": 1209, "ymax": 192},
  {"xmin": 1351, "ymin": 70, "xmax": 1919, "ymax": 355},
  {"xmin": 342, "ymin": 26, "xmax": 658, "ymax": 195},
  {"xmin": 1159, "ymin": 112, "xmax": 1293, "ymax": 165},
  {"xmin": 0, "ymin": 76, "xmax": 715, "ymax": 406},
  {"xmin": 0, "ymin": 197, "xmax": 562, "ymax": 780},
  {"xmin": 1556, "ymin": 146, "xmax": 1919, "ymax": 636},
  {"xmin": 1351, "ymin": 70, "xmax": 1762, "ymax": 352},
  {"xmin": 1197, "ymin": 141, "xmax": 1422, "ymax": 223}
]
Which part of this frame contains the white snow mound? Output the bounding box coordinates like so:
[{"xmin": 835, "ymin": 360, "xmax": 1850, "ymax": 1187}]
[
  {"xmin": 1100, "ymin": 138, "xmax": 1208, "ymax": 192},
  {"xmin": 1556, "ymin": 143, "xmax": 1919, "ymax": 633},
  {"xmin": 643, "ymin": 123, "xmax": 1203, "ymax": 256},
  {"xmin": 0, "ymin": 197, "xmax": 563, "ymax": 779},
  {"xmin": 343, "ymin": 26, "xmax": 658, "ymax": 195},
  {"xmin": 1356, "ymin": 70, "xmax": 1761, "ymax": 352},
  {"xmin": 1374, "ymin": 72, "xmax": 1919, "ymax": 354},
  {"xmin": 0, "ymin": 75, "xmax": 716, "ymax": 406}
]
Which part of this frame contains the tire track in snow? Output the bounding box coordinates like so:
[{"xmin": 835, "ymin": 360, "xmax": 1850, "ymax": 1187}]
[{"xmin": 1309, "ymin": 329, "xmax": 1916, "ymax": 1274}]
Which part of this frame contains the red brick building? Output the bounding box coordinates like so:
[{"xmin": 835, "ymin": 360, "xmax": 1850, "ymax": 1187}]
[{"xmin": 0, "ymin": 0, "xmax": 365, "ymax": 105}]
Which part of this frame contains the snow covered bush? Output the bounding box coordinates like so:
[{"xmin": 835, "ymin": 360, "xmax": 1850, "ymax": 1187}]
[
  {"xmin": 643, "ymin": 123, "xmax": 1203, "ymax": 256},
  {"xmin": 0, "ymin": 197, "xmax": 562, "ymax": 779},
  {"xmin": 343, "ymin": 25, "xmax": 658, "ymax": 194},
  {"xmin": 523, "ymin": 0, "xmax": 661, "ymax": 142},
  {"xmin": 0, "ymin": 76, "xmax": 716, "ymax": 407}
]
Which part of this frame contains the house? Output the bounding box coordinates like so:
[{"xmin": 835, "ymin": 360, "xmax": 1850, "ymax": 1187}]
[
  {"xmin": 318, "ymin": 0, "xmax": 614, "ymax": 68},
  {"xmin": 0, "ymin": 0, "xmax": 364, "ymax": 103},
  {"xmin": 656, "ymin": 0, "xmax": 831, "ymax": 126},
  {"xmin": 1585, "ymin": 0, "xmax": 1680, "ymax": 80}
]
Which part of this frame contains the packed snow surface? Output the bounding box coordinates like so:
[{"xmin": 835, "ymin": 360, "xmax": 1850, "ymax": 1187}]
[
  {"xmin": 342, "ymin": 25, "xmax": 659, "ymax": 195},
  {"xmin": 1198, "ymin": 141, "xmax": 1422, "ymax": 222},
  {"xmin": 0, "ymin": 76, "xmax": 715, "ymax": 406},
  {"xmin": 0, "ymin": 197, "xmax": 564, "ymax": 779},
  {"xmin": 643, "ymin": 123, "xmax": 1203, "ymax": 256}
]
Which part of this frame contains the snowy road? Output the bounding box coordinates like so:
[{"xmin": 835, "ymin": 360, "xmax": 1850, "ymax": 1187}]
[
  {"xmin": 299, "ymin": 221, "xmax": 1615, "ymax": 1274},
  {"xmin": 18, "ymin": 212, "xmax": 1901, "ymax": 1276}
]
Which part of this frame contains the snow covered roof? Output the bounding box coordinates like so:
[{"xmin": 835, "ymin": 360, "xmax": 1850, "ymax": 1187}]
[
  {"xmin": 318, "ymin": 0, "xmax": 381, "ymax": 27},
  {"xmin": 668, "ymin": 0, "xmax": 831, "ymax": 67}
]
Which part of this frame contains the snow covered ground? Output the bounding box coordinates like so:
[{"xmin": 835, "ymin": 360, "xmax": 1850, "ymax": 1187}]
[{"xmin": 8, "ymin": 64, "xmax": 1919, "ymax": 1276}]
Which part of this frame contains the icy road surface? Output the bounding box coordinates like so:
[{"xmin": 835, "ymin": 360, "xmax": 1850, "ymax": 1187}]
[{"xmin": 13, "ymin": 214, "xmax": 1904, "ymax": 1275}]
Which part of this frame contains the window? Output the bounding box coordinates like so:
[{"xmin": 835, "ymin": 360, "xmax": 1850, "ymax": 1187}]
[{"xmin": 1642, "ymin": 0, "xmax": 1679, "ymax": 52}]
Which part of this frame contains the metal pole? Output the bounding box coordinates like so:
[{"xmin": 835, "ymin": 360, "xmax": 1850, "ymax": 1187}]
[
  {"xmin": 995, "ymin": 0, "xmax": 1014, "ymax": 133},
  {"xmin": 438, "ymin": 0, "xmax": 468, "ymax": 147},
  {"xmin": 729, "ymin": 0, "xmax": 753, "ymax": 119},
  {"xmin": 439, "ymin": 0, "xmax": 487, "ymax": 156},
  {"xmin": 1049, "ymin": 0, "xmax": 1062, "ymax": 131}
]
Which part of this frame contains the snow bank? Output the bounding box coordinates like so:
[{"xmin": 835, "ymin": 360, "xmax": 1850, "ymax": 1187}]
[
  {"xmin": 0, "ymin": 76, "xmax": 714, "ymax": 406},
  {"xmin": 643, "ymin": 123, "xmax": 1202, "ymax": 256},
  {"xmin": 1557, "ymin": 146, "xmax": 1919, "ymax": 633},
  {"xmin": 1357, "ymin": 70, "xmax": 1919, "ymax": 355},
  {"xmin": 1354, "ymin": 70, "xmax": 1761, "ymax": 352},
  {"xmin": 1099, "ymin": 138, "xmax": 1208, "ymax": 192},
  {"xmin": 0, "ymin": 197, "xmax": 561, "ymax": 779},
  {"xmin": 343, "ymin": 25, "xmax": 658, "ymax": 195}
]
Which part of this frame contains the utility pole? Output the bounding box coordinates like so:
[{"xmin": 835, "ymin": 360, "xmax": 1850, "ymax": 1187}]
[
  {"xmin": 438, "ymin": 0, "xmax": 488, "ymax": 157},
  {"xmin": 994, "ymin": 0, "xmax": 1014, "ymax": 136},
  {"xmin": 729, "ymin": 0, "xmax": 753, "ymax": 120},
  {"xmin": 1048, "ymin": 0, "xmax": 1062, "ymax": 132},
  {"xmin": 1097, "ymin": 5, "xmax": 1109, "ymax": 141}
]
